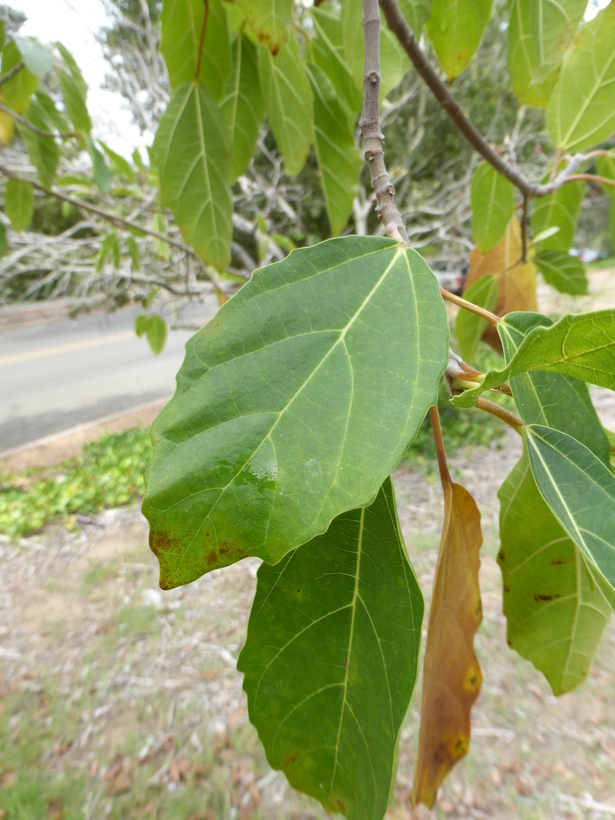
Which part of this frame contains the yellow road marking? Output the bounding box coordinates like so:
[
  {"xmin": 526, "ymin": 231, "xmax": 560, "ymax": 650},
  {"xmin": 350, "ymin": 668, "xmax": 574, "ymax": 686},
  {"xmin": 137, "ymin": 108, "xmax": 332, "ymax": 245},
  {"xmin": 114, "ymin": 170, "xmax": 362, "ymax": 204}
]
[{"xmin": 0, "ymin": 331, "xmax": 135, "ymax": 366}]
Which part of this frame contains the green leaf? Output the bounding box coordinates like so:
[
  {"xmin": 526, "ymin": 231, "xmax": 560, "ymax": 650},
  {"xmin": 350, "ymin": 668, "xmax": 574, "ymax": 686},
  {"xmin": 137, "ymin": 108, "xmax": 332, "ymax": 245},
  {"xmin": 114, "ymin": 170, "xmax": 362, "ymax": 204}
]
[
  {"xmin": 145, "ymin": 315, "xmax": 168, "ymax": 355},
  {"xmin": 398, "ymin": 0, "xmax": 432, "ymax": 35},
  {"xmin": 307, "ymin": 62, "xmax": 362, "ymax": 237},
  {"xmin": 526, "ymin": 424, "xmax": 615, "ymax": 600},
  {"xmin": 55, "ymin": 42, "xmax": 87, "ymax": 96},
  {"xmin": 59, "ymin": 69, "xmax": 92, "ymax": 134},
  {"xmin": 238, "ymin": 477, "xmax": 423, "ymax": 818},
  {"xmin": 597, "ymin": 151, "xmax": 615, "ymax": 199},
  {"xmin": 455, "ymin": 274, "xmax": 498, "ymax": 363},
  {"xmin": 1, "ymin": 41, "xmax": 38, "ymax": 114},
  {"xmin": 452, "ymin": 309, "xmax": 615, "ymax": 407},
  {"xmin": 135, "ymin": 314, "xmax": 149, "ymax": 337},
  {"xmin": 219, "ymin": 33, "xmax": 264, "ymax": 181},
  {"xmin": 13, "ymin": 36, "xmax": 52, "ymax": 77},
  {"xmin": 86, "ymin": 138, "xmax": 112, "ymax": 195},
  {"xmin": 533, "ymin": 249, "xmax": 587, "ymax": 295},
  {"xmin": 5, "ymin": 179, "xmax": 34, "ymax": 232},
  {"xmin": 341, "ymin": 0, "xmax": 409, "ymax": 97},
  {"xmin": 143, "ymin": 237, "xmax": 449, "ymax": 588},
  {"xmin": 470, "ymin": 163, "xmax": 516, "ymax": 253},
  {"xmin": 96, "ymin": 232, "xmax": 120, "ymax": 272},
  {"xmin": 426, "ymin": 0, "xmax": 493, "ymax": 80},
  {"xmin": 258, "ymin": 35, "xmax": 314, "ymax": 177},
  {"xmin": 310, "ymin": 4, "xmax": 362, "ymax": 119},
  {"xmin": 530, "ymin": 176, "xmax": 585, "ymax": 253},
  {"xmin": 529, "ymin": 0, "xmax": 587, "ymax": 83},
  {"xmin": 0, "ymin": 221, "xmax": 7, "ymax": 257},
  {"xmin": 498, "ymin": 449, "xmax": 610, "ymax": 695},
  {"xmin": 153, "ymin": 82, "xmax": 232, "ymax": 272},
  {"xmin": 160, "ymin": 0, "xmax": 232, "ymax": 100},
  {"xmin": 236, "ymin": 0, "xmax": 292, "ymax": 55},
  {"xmin": 18, "ymin": 98, "xmax": 59, "ymax": 189},
  {"xmin": 35, "ymin": 89, "xmax": 70, "ymax": 134},
  {"xmin": 99, "ymin": 142, "xmax": 135, "ymax": 182},
  {"xmin": 152, "ymin": 211, "xmax": 171, "ymax": 260},
  {"xmin": 499, "ymin": 312, "xmax": 611, "ymax": 465},
  {"xmin": 126, "ymin": 235, "xmax": 141, "ymax": 270},
  {"xmin": 546, "ymin": 3, "xmax": 615, "ymax": 152},
  {"xmin": 507, "ymin": 0, "xmax": 559, "ymax": 108}
]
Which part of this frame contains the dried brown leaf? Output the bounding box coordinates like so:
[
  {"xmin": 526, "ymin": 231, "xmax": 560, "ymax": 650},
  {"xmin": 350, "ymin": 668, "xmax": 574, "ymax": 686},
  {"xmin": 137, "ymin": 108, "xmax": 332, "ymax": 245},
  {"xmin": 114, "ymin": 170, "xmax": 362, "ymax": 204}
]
[
  {"xmin": 412, "ymin": 483, "xmax": 483, "ymax": 809},
  {"xmin": 465, "ymin": 216, "xmax": 537, "ymax": 351}
]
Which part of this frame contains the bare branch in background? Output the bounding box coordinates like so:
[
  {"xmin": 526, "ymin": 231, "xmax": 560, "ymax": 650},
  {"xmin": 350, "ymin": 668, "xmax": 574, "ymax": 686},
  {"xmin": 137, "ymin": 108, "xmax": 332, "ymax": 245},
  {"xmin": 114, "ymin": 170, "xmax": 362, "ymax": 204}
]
[{"xmin": 361, "ymin": 0, "xmax": 408, "ymax": 243}]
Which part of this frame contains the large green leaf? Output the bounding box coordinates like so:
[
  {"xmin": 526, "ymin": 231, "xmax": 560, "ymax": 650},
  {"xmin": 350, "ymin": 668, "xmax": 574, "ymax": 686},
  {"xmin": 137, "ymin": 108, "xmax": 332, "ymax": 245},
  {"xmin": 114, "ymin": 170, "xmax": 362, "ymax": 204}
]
[
  {"xmin": 499, "ymin": 312, "xmax": 610, "ymax": 464},
  {"xmin": 530, "ymin": 176, "xmax": 584, "ymax": 253},
  {"xmin": 219, "ymin": 33, "xmax": 264, "ymax": 181},
  {"xmin": 341, "ymin": 0, "xmax": 408, "ymax": 98},
  {"xmin": 311, "ymin": 4, "xmax": 362, "ymax": 119},
  {"xmin": 498, "ymin": 311, "xmax": 611, "ymax": 691},
  {"xmin": 507, "ymin": 0, "xmax": 559, "ymax": 107},
  {"xmin": 13, "ymin": 36, "xmax": 52, "ymax": 77},
  {"xmin": 35, "ymin": 89, "xmax": 70, "ymax": 135},
  {"xmin": 529, "ymin": 0, "xmax": 587, "ymax": 83},
  {"xmin": 455, "ymin": 274, "xmax": 498, "ymax": 363},
  {"xmin": 452, "ymin": 309, "xmax": 615, "ymax": 407},
  {"xmin": 238, "ymin": 477, "xmax": 423, "ymax": 819},
  {"xmin": 546, "ymin": 3, "xmax": 615, "ymax": 152},
  {"xmin": 258, "ymin": 34, "xmax": 314, "ymax": 177},
  {"xmin": 86, "ymin": 137, "xmax": 112, "ymax": 195},
  {"xmin": 470, "ymin": 163, "xmax": 516, "ymax": 253},
  {"xmin": 526, "ymin": 424, "xmax": 615, "ymax": 600},
  {"xmin": 308, "ymin": 63, "xmax": 361, "ymax": 237},
  {"xmin": 18, "ymin": 97, "xmax": 60, "ymax": 189},
  {"xmin": 5, "ymin": 179, "xmax": 34, "ymax": 232},
  {"xmin": 534, "ymin": 249, "xmax": 587, "ymax": 296},
  {"xmin": 1, "ymin": 41, "xmax": 38, "ymax": 114},
  {"xmin": 236, "ymin": 0, "xmax": 293, "ymax": 55},
  {"xmin": 160, "ymin": 0, "xmax": 232, "ymax": 100},
  {"xmin": 59, "ymin": 69, "xmax": 91, "ymax": 134},
  {"xmin": 498, "ymin": 450, "xmax": 610, "ymax": 695},
  {"xmin": 143, "ymin": 237, "xmax": 449, "ymax": 589},
  {"xmin": 153, "ymin": 82, "xmax": 232, "ymax": 272},
  {"xmin": 399, "ymin": 0, "xmax": 432, "ymax": 35},
  {"xmin": 426, "ymin": 0, "xmax": 493, "ymax": 80},
  {"xmin": 55, "ymin": 42, "xmax": 87, "ymax": 96}
]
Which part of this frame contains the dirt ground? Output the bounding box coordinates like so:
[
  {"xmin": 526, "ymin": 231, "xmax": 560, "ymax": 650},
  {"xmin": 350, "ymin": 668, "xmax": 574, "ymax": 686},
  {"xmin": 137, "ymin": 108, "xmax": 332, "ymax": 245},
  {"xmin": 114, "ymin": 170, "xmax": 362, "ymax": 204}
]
[{"xmin": 2, "ymin": 270, "xmax": 615, "ymax": 819}]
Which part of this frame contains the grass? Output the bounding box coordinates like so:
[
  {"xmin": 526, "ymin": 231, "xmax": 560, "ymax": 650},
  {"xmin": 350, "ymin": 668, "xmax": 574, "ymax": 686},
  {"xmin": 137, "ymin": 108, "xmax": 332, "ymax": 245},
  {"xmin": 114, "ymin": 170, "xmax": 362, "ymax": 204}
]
[{"xmin": 0, "ymin": 428, "xmax": 152, "ymax": 539}]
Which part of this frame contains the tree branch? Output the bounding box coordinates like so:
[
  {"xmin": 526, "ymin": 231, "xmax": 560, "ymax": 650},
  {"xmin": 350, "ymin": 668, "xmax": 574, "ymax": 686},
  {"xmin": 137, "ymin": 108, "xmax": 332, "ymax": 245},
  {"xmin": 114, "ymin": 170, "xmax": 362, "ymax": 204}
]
[
  {"xmin": 0, "ymin": 61, "xmax": 25, "ymax": 87},
  {"xmin": 565, "ymin": 173, "xmax": 615, "ymax": 189},
  {"xmin": 475, "ymin": 397, "xmax": 524, "ymax": 432},
  {"xmin": 378, "ymin": 0, "xmax": 591, "ymax": 198},
  {"xmin": 360, "ymin": 0, "xmax": 408, "ymax": 243},
  {"xmin": 430, "ymin": 405, "xmax": 451, "ymax": 487},
  {"xmin": 0, "ymin": 163, "xmax": 213, "ymax": 278},
  {"xmin": 439, "ymin": 287, "xmax": 500, "ymax": 326},
  {"xmin": 0, "ymin": 102, "xmax": 75, "ymax": 140}
]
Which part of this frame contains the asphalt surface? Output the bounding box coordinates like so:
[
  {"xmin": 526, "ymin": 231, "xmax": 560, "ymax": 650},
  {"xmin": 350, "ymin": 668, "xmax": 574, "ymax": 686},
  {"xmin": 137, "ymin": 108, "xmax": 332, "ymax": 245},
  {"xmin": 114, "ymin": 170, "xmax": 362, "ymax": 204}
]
[{"xmin": 0, "ymin": 299, "xmax": 219, "ymax": 454}]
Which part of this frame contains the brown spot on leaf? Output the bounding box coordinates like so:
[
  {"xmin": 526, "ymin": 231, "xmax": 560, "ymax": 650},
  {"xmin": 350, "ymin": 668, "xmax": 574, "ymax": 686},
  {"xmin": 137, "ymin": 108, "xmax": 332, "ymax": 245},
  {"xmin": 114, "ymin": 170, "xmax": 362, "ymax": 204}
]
[
  {"xmin": 334, "ymin": 795, "xmax": 347, "ymax": 811},
  {"xmin": 503, "ymin": 584, "xmax": 510, "ymax": 593},
  {"xmin": 534, "ymin": 593, "xmax": 560, "ymax": 602},
  {"xmin": 498, "ymin": 549, "xmax": 505, "ymax": 562}
]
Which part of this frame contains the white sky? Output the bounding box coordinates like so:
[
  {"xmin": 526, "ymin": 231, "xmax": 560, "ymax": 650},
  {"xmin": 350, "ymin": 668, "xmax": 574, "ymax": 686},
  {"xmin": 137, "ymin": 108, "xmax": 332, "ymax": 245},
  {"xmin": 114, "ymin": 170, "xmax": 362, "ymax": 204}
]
[
  {"xmin": 8, "ymin": 0, "xmax": 149, "ymax": 157},
  {"xmin": 7, "ymin": 0, "xmax": 612, "ymax": 158}
]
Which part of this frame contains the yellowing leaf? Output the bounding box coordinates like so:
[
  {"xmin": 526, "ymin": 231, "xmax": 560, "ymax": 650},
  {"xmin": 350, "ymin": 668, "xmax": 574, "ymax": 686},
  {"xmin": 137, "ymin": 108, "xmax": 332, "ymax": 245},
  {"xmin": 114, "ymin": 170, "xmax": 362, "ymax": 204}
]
[
  {"xmin": 412, "ymin": 482, "xmax": 483, "ymax": 809},
  {"xmin": 236, "ymin": 0, "xmax": 293, "ymax": 55},
  {"xmin": 465, "ymin": 216, "xmax": 537, "ymax": 350}
]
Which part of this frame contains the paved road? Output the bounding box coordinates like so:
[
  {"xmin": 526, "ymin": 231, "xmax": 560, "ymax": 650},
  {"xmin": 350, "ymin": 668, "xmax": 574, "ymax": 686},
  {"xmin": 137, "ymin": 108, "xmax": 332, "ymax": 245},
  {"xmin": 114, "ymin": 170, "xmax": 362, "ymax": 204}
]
[{"xmin": 0, "ymin": 299, "xmax": 219, "ymax": 453}]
